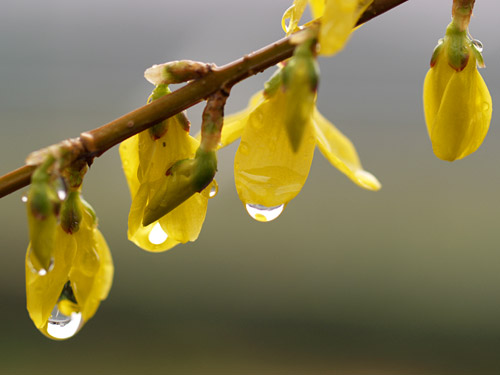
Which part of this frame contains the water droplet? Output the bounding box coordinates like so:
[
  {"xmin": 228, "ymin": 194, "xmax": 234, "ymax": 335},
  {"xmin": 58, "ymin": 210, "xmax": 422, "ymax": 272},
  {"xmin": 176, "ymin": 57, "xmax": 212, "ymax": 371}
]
[
  {"xmin": 209, "ymin": 181, "xmax": 218, "ymax": 198},
  {"xmin": 21, "ymin": 194, "xmax": 28, "ymax": 203},
  {"xmin": 149, "ymin": 222, "xmax": 168, "ymax": 245},
  {"xmin": 46, "ymin": 304, "xmax": 83, "ymax": 340},
  {"xmin": 472, "ymin": 39, "xmax": 483, "ymax": 53},
  {"xmin": 482, "ymin": 102, "xmax": 490, "ymax": 112},
  {"xmin": 245, "ymin": 203, "xmax": 285, "ymax": 222},
  {"xmin": 57, "ymin": 189, "xmax": 67, "ymax": 201},
  {"xmin": 27, "ymin": 253, "xmax": 54, "ymax": 276}
]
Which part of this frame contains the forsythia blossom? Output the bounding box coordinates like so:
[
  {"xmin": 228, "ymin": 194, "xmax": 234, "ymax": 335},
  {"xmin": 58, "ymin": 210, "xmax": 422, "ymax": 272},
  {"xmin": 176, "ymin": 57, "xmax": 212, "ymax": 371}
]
[
  {"xmin": 222, "ymin": 68, "xmax": 380, "ymax": 222},
  {"xmin": 423, "ymin": 21, "xmax": 492, "ymax": 161},
  {"xmin": 120, "ymin": 84, "xmax": 215, "ymax": 252},
  {"xmin": 282, "ymin": 0, "xmax": 373, "ymax": 56},
  {"xmin": 26, "ymin": 189, "xmax": 113, "ymax": 340}
]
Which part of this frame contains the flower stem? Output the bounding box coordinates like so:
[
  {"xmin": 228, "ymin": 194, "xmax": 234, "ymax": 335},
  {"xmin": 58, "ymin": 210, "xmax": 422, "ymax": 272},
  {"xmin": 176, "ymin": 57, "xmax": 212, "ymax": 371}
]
[
  {"xmin": 452, "ymin": 0, "xmax": 475, "ymax": 32},
  {"xmin": 0, "ymin": 0, "xmax": 410, "ymax": 199}
]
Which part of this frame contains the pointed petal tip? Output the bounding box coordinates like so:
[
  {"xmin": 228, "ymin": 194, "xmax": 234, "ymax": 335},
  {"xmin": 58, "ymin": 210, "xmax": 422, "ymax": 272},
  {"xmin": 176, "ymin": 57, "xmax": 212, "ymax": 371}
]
[{"xmin": 354, "ymin": 170, "xmax": 382, "ymax": 191}]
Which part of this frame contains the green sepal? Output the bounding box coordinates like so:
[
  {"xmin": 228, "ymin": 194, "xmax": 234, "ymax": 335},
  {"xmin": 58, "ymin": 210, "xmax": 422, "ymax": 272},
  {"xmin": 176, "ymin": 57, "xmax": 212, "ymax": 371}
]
[
  {"xmin": 470, "ymin": 40, "xmax": 485, "ymax": 68},
  {"xmin": 430, "ymin": 39, "xmax": 444, "ymax": 68},
  {"xmin": 445, "ymin": 22, "xmax": 469, "ymax": 71}
]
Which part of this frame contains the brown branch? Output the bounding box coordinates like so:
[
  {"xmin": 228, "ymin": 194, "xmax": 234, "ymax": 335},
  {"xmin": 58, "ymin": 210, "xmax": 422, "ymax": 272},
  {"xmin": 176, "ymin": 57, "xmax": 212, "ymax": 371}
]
[{"xmin": 0, "ymin": 0, "xmax": 409, "ymax": 199}]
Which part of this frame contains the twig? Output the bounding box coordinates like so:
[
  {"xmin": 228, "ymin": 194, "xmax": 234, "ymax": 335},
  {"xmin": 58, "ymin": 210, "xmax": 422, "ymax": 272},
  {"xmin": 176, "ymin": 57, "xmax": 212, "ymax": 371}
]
[{"xmin": 0, "ymin": 0, "xmax": 409, "ymax": 199}]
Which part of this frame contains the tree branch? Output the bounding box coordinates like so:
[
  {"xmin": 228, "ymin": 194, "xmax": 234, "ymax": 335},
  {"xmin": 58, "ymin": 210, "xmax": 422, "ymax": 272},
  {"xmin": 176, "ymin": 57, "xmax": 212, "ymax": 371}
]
[{"xmin": 0, "ymin": 0, "xmax": 409, "ymax": 199}]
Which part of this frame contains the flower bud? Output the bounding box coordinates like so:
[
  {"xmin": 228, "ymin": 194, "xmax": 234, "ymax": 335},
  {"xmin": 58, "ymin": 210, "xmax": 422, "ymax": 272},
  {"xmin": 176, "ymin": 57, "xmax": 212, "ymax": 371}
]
[
  {"xmin": 282, "ymin": 38, "xmax": 319, "ymax": 151},
  {"xmin": 143, "ymin": 148, "xmax": 217, "ymax": 226}
]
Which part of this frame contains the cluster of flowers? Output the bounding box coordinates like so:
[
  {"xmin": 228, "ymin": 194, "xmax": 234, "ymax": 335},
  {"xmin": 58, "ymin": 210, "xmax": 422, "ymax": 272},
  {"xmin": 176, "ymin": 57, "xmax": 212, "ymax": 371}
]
[
  {"xmin": 23, "ymin": 0, "xmax": 491, "ymax": 340},
  {"xmin": 25, "ymin": 157, "xmax": 113, "ymax": 340}
]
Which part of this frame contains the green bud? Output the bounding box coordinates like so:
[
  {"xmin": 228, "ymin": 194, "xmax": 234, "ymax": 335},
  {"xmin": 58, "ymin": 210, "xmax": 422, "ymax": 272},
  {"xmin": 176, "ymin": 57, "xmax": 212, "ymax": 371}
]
[
  {"xmin": 60, "ymin": 191, "xmax": 83, "ymax": 234},
  {"xmin": 26, "ymin": 157, "xmax": 60, "ymax": 274},
  {"xmin": 142, "ymin": 148, "xmax": 217, "ymax": 226},
  {"xmin": 282, "ymin": 39, "xmax": 319, "ymax": 152},
  {"xmin": 263, "ymin": 68, "xmax": 283, "ymax": 98}
]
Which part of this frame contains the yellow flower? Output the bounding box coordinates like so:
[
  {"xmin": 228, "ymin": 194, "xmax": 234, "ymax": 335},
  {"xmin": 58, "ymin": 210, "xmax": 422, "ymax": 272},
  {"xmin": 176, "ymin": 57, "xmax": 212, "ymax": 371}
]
[
  {"xmin": 120, "ymin": 112, "xmax": 214, "ymax": 252},
  {"xmin": 423, "ymin": 23, "xmax": 492, "ymax": 161},
  {"xmin": 25, "ymin": 192, "xmax": 113, "ymax": 340},
  {"xmin": 224, "ymin": 77, "xmax": 380, "ymax": 222},
  {"xmin": 318, "ymin": 0, "xmax": 372, "ymax": 56},
  {"xmin": 282, "ymin": 0, "xmax": 373, "ymax": 56}
]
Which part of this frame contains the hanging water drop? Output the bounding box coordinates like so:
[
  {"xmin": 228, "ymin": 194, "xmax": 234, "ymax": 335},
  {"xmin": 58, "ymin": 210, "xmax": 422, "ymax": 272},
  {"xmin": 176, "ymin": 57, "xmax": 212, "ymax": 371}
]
[
  {"xmin": 45, "ymin": 304, "xmax": 83, "ymax": 340},
  {"xmin": 208, "ymin": 180, "xmax": 218, "ymax": 198},
  {"xmin": 44, "ymin": 282, "xmax": 82, "ymax": 340},
  {"xmin": 245, "ymin": 203, "xmax": 285, "ymax": 222},
  {"xmin": 149, "ymin": 222, "xmax": 168, "ymax": 245},
  {"xmin": 472, "ymin": 39, "xmax": 483, "ymax": 53}
]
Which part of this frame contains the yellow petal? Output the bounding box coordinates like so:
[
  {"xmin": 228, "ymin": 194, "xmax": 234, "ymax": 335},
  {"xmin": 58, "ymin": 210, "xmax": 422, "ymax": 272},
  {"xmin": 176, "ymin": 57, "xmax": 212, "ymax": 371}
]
[
  {"xmin": 313, "ymin": 108, "xmax": 381, "ymax": 191},
  {"xmin": 234, "ymin": 88, "xmax": 315, "ymax": 208},
  {"xmin": 124, "ymin": 117, "xmax": 209, "ymax": 250},
  {"xmin": 309, "ymin": 0, "xmax": 325, "ymax": 18},
  {"xmin": 282, "ymin": 0, "xmax": 309, "ymax": 35},
  {"xmin": 423, "ymin": 54, "xmax": 492, "ymax": 161},
  {"xmin": 319, "ymin": 0, "xmax": 373, "ymax": 56},
  {"xmin": 69, "ymin": 208, "xmax": 105, "ymax": 322},
  {"xmin": 219, "ymin": 91, "xmax": 264, "ymax": 148},
  {"xmin": 119, "ymin": 135, "xmax": 141, "ymax": 198},
  {"xmin": 25, "ymin": 229, "xmax": 76, "ymax": 329}
]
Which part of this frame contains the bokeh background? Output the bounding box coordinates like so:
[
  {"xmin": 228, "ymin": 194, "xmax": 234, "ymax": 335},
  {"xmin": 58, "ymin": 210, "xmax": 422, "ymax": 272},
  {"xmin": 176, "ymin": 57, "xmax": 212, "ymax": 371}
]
[{"xmin": 1, "ymin": 0, "xmax": 500, "ymax": 374}]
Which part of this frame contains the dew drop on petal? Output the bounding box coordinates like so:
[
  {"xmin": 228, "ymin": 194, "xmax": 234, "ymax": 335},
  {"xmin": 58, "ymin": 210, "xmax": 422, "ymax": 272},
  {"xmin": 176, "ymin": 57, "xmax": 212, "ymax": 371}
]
[
  {"xmin": 27, "ymin": 254, "xmax": 54, "ymax": 276},
  {"xmin": 482, "ymin": 101, "xmax": 490, "ymax": 112},
  {"xmin": 149, "ymin": 222, "xmax": 168, "ymax": 245},
  {"xmin": 46, "ymin": 304, "xmax": 83, "ymax": 340},
  {"xmin": 472, "ymin": 39, "xmax": 483, "ymax": 53},
  {"xmin": 245, "ymin": 203, "xmax": 285, "ymax": 222}
]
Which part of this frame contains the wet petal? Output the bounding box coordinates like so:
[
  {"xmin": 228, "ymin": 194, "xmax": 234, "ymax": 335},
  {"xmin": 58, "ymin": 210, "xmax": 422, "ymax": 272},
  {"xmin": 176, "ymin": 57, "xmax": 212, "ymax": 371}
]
[
  {"xmin": 424, "ymin": 54, "xmax": 492, "ymax": 161},
  {"xmin": 234, "ymin": 89, "xmax": 315, "ymax": 208},
  {"xmin": 319, "ymin": 0, "xmax": 373, "ymax": 56},
  {"xmin": 282, "ymin": 0, "xmax": 309, "ymax": 35},
  {"xmin": 313, "ymin": 108, "xmax": 381, "ymax": 191},
  {"xmin": 124, "ymin": 116, "xmax": 210, "ymax": 250}
]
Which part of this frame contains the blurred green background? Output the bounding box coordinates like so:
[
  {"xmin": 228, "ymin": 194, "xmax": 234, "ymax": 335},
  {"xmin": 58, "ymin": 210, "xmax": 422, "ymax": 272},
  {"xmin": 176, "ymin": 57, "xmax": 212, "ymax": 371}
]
[{"xmin": 1, "ymin": 0, "xmax": 500, "ymax": 374}]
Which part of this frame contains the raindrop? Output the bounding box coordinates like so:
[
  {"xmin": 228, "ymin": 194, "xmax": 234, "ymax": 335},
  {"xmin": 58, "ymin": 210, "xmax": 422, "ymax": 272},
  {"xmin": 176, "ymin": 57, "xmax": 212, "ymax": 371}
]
[
  {"xmin": 57, "ymin": 189, "xmax": 67, "ymax": 201},
  {"xmin": 149, "ymin": 222, "xmax": 168, "ymax": 245},
  {"xmin": 46, "ymin": 304, "xmax": 83, "ymax": 340},
  {"xmin": 472, "ymin": 39, "xmax": 483, "ymax": 53},
  {"xmin": 208, "ymin": 181, "xmax": 218, "ymax": 198},
  {"xmin": 245, "ymin": 203, "xmax": 285, "ymax": 222},
  {"xmin": 27, "ymin": 253, "xmax": 54, "ymax": 276}
]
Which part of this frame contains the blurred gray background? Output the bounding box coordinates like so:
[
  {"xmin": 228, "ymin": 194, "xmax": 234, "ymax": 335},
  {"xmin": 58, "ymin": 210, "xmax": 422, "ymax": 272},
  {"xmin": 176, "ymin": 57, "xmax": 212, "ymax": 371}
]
[{"xmin": 1, "ymin": 0, "xmax": 500, "ymax": 374}]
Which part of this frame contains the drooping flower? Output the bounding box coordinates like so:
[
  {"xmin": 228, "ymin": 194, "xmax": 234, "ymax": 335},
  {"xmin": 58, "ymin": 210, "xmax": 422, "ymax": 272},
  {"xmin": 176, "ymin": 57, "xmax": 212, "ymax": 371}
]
[
  {"xmin": 224, "ymin": 67, "xmax": 380, "ymax": 222},
  {"xmin": 423, "ymin": 21, "xmax": 492, "ymax": 161},
  {"xmin": 120, "ymin": 85, "xmax": 215, "ymax": 252},
  {"xmin": 282, "ymin": 0, "xmax": 373, "ymax": 56},
  {"xmin": 26, "ymin": 190, "xmax": 113, "ymax": 340}
]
